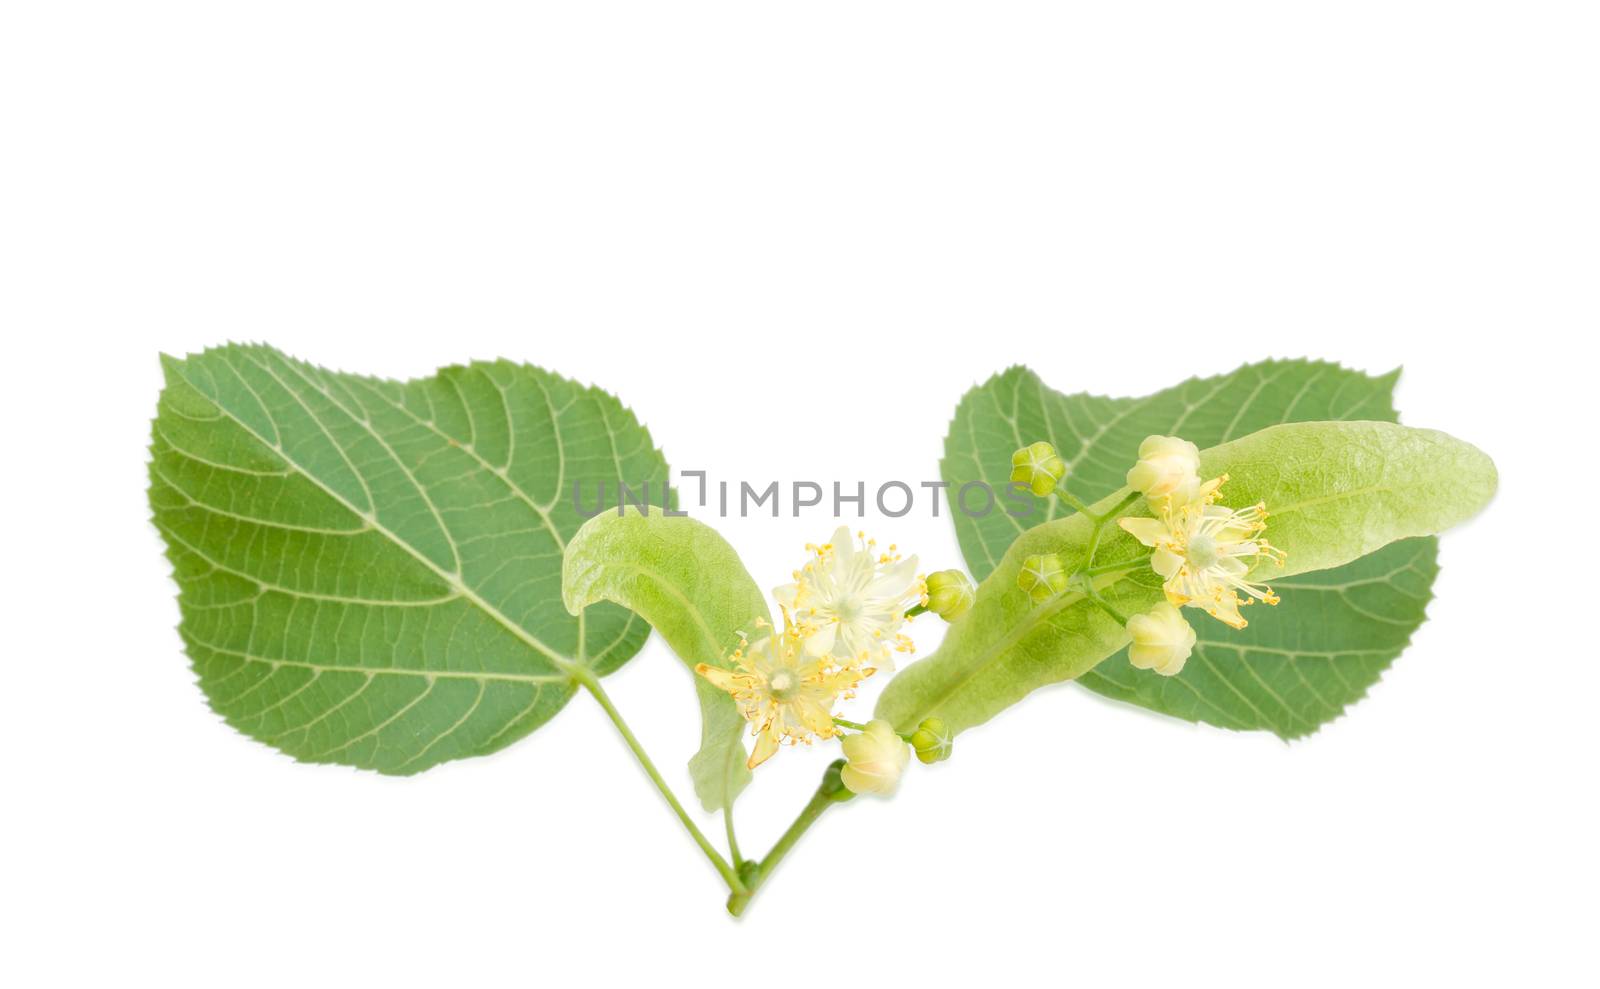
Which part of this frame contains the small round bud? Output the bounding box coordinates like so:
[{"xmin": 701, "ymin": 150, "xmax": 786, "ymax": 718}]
[
  {"xmin": 840, "ymin": 720, "xmax": 911, "ymax": 797},
  {"xmin": 1010, "ymin": 441, "xmax": 1068, "ymax": 497},
  {"xmin": 1125, "ymin": 601, "xmax": 1197, "ymax": 676},
  {"xmin": 924, "ymin": 569, "xmax": 976, "ymax": 621},
  {"xmin": 1017, "ymin": 553, "xmax": 1069, "ymax": 604},
  {"xmin": 820, "ymin": 758, "xmax": 857, "ymax": 803},
  {"xmin": 910, "ymin": 717, "xmax": 953, "ymax": 764}
]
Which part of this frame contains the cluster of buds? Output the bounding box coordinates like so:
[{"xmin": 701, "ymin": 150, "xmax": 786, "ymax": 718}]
[{"xmin": 838, "ymin": 715, "xmax": 954, "ymax": 798}]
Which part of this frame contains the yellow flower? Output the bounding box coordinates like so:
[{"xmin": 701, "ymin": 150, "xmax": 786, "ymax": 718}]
[
  {"xmin": 1125, "ymin": 434, "xmax": 1202, "ymax": 506},
  {"xmin": 695, "ymin": 614, "xmax": 869, "ymax": 769},
  {"xmin": 839, "ymin": 720, "xmax": 911, "ymax": 797},
  {"xmin": 1118, "ymin": 475, "xmax": 1286, "ymax": 629},
  {"xmin": 774, "ymin": 526, "xmax": 923, "ymax": 673},
  {"xmin": 1125, "ymin": 602, "xmax": 1197, "ymax": 676}
]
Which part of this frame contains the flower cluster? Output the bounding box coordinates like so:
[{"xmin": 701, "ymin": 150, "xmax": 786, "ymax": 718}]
[
  {"xmin": 1118, "ymin": 433, "xmax": 1287, "ymax": 673},
  {"xmin": 1121, "ymin": 437, "xmax": 1286, "ymax": 631},
  {"xmin": 1008, "ymin": 432, "xmax": 1290, "ymax": 679},
  {"xmin": 697, "ymin": 527, "xmax": 933, "ymax": 788}
]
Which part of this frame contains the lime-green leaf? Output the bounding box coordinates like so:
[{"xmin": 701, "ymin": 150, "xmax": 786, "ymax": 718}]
[
  {"xmin": 876, "ymin": 420, "xmax": 1495, "ymax": 736},
  {"xmin": 149, "ymin": 344, "xmax": 667, "ymax": 773},
  {"xmin": 940, "ymin": 360, "xmax": 1452, "ymax": 737},
  {"xmin": 563, "ymin": 508, "xmax": 766, "ymax": 811}
]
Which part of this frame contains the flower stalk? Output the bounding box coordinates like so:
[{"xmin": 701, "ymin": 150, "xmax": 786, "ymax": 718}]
[
  {"xmin": 575, "ymin": 668, "xmax": 746, "ymax": 895},
  {"xmin": 726, "ymin": 761, "xmax": 849, "ymax": 918}
]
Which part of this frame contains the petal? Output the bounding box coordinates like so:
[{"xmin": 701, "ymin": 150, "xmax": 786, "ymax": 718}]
[
  {"xmin": 865, "ymin": 556, "xmax": 919, "ymax": 598},
  {"xmin": 772, "ymin": 582, "xmax": 800, "ymax": 610},
  {"xmin": 1128, "ymin": 642, "xmax": 1162, "ymax": 671},
  {"xmin": 839, "ymin": 730, "xmax": 866, "ymax": 762},
  {"xmin": 829, "ymin": 526, "xmax": 854, "ymax": 563},
  {"xmin": 694, "ymin": 663, "xmax": 743, "ymax": 694},
  {"xmin": 1204, "ymin": 594, "xmax": 1247, "ymax": 630},
  {"xmin": 839, "ymin": 763, "xmax": 873, "ymax": 795},
  {"xmin": 1151, "ymin": 546, "xmax": 1185, "ymax": 579},
  {"xmin": 802, "ymin": 622, "xmax": 838, "ymax": 657},
  {"xmin": 1126, "ymin": 461, "xmax": 1158, "ymax": 493},
  {"xmin": 747, "ymin": 728, "xmax": 780, "ymax": 769},
  {"xmin": 1119, "ymin": 517, "xmax": 1168, "ymax": 547}
]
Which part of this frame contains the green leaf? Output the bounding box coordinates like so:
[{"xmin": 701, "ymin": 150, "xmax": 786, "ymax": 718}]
[
  {"xmin": 563, "ymin": 507, "xmax": 766, "ymax": 811},
  {"xmin": 876, "ymin": 420, "xmax": 1496, "ymax": 736},
  {"xmin": 148, "ymin": 344, "xmax": 668, "ymax": 773},
  {"xmin": 940, "ymin": 360, "xmax": 1447, "ymax": 736}
]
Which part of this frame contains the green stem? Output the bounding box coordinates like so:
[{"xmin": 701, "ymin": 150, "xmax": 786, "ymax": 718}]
[
  {"xmin": 1102, "ymin": 490, "xmax": 1143, "ymax": 520},
  {"xmin": 727, "ymin": 768, "xmax": 840, "ymax": 917},
  {"xmin": 832, "ymin": 717, "xmax": 869, "ymax": 732},
  {"xmin": 576, "ymin": 670, "xmax": 744, "ymax": 893},
  {"xmin": 1057, "ymin": 491, "xmax": 1097, "ymax": 518},
  {"xmin": 1080, "ymin": 490, "xmax": 1145, "ymax": 569},
  {"xmin": 1084, "ymin": 589, "xmax": 1131, "ymax": 625},
  {"xmin": 725, "ymin": 805, "xmax": 743, "ymax": 866}
]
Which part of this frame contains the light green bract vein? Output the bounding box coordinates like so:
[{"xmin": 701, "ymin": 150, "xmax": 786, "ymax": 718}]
[{"xmin": 149, "ymin": 344, "xmax": 668, "ymax": 773}]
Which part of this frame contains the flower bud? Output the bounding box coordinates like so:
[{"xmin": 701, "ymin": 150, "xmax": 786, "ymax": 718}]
[
  {"xmin": 1017, "ymin": 553, "xmax": 1069, "ymax": 604},
  {"xmin": 924, "ymin": 569, "xmax": 975, "ymax": 621},
  {"xmin": 1125, "ymin": 602, "xmax": 1197, "ymax": 676},
  {"xmin": 839, "ymin": 720, "xmax": 911, "ymax": 797},
  {"xmin": 1010, "ymin": 441, "xmax": 1068, "ymax": 497},
  {"xmin": 909, "ymin": 717, "xmax": 952, "ymax": 764},
  {"xmin": 1125, "ymin": 434, "xmax": 1201, "ymax": 503}
]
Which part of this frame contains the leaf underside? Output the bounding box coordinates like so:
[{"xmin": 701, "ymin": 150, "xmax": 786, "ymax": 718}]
[
  {"xmin": 940, "ymin": 359, "xmax": 1439, "ymax": 738},
  {"xmin": 149, "ymin": 344, "xmax": 668, "ymax": 773}
]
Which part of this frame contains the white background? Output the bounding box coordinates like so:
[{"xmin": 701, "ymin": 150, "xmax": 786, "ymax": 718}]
[{"xmin": 3, "ymin": 2, "xmax": 1595, "ymax": 985}]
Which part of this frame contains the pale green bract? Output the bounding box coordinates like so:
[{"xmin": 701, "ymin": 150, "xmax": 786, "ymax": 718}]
[
  {"xmin": 562, "ymin": 508, "xmax": 769, "ymax": 811},
  {"xmin": 940, "ymin": 360, "xmax": 1445, "ymax": 737},
  {"xmin": 875, "ymin": 420, "xmax": 1497, "ymax": 736},
  {"xmin": 149, "ymin": 344, "xmax": 668, "ymax": 773}
]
